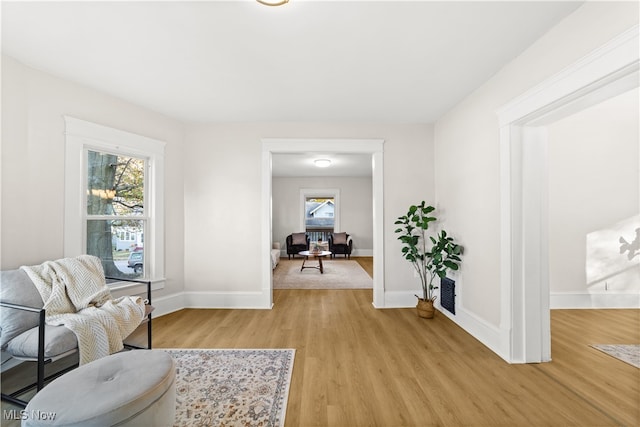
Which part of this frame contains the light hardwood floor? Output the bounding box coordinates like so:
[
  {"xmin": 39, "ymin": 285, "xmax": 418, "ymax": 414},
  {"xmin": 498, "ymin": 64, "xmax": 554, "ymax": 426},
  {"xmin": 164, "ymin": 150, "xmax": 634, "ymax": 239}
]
[
  {"xmin": 3, "ymin": 257, "xmax": 637, "ymax": 426},
  {"xmin": 153, "ymin": 289, "xmax": 639, "ymax": 427}
]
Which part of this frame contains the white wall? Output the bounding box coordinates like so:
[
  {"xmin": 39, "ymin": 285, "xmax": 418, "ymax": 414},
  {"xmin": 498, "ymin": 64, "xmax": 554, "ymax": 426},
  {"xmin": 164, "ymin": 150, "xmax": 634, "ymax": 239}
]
[
  {"xmin": 548, "ymin": 88, "xmax": 639, "ymax": 298},
  {"xmin": 434, "ymin": 2, "xmax": 639, "ymax": 329},
  {"xmin": 7, "ymin": 0, "xmax": 636, "ymax": 361},
  {"xmin": 183, "ymin": 123, "xmax": 433, "ymax": 296},
  {"xmin": 0, "ymin": 56, "xmax": 186, "ymax": 300},
  {"xmin": 0, "ymin": 54, "xmax": 433, "ymax": 307},
  {"xmin": 272, "ymin": 176, "xmax": 373, "ymax": 254}
]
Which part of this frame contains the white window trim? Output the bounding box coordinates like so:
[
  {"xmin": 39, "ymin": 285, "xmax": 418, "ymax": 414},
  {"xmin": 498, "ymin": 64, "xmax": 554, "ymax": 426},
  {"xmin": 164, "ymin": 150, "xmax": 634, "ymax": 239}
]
[
  {"xmin": 63, "ymin": 116, "xmax": 165, "ymax": 289},
  {"xmin": 300, "ymin": 188, "xmax": 340, "ymax": 233}
]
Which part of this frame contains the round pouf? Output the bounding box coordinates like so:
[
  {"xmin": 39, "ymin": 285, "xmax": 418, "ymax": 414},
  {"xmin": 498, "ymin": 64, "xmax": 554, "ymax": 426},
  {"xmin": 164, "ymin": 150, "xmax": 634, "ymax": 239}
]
[{"xmin": 23, "ymin": 350, "xmax": 176, "ymax": 427}]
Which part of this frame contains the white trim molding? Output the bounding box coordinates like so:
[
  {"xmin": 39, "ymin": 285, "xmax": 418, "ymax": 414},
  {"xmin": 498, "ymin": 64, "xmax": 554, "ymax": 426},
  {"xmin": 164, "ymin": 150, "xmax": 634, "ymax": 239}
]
[
  {"xmin": 183, "ymin": 291, "xmax": 272, "ymax": 310},
  {"xmin": 497, "ymin": 25, "xmax": 639, "ymax": 364},
  {"xmin": 262, "ymin": 138, "xmax": 385, "ymax": 308},
  {"xmin": 148, "ymin": 290, "xmax": 272, "ymax": 318},
  {"xmin": 436, "ymin": 301, "xmax": 507, "ymax": 362},
  {"xmin": 148, "ymin": 292, "xmax": 186, "ymax": 317},
  {"xmin": 380, "ymin": 290, "xmax": 507, "ymax": 361},
  {"xmin": 498, "ymin": 26, "xmax": 640, "ymax": 127},
  {"xmin": 63, "ymin": 116, "xmax": 166, "ymax": 287},
  {"xmin": 550, "ymin": 292, "xmax": 640, "ymax": 309}
]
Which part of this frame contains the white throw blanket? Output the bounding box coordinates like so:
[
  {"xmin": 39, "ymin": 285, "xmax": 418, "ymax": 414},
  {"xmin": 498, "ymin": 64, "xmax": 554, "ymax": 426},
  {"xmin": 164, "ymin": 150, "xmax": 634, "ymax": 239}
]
[{"xmin": 21, "ymin": 255, "xmax": 146, "ymax": 365}]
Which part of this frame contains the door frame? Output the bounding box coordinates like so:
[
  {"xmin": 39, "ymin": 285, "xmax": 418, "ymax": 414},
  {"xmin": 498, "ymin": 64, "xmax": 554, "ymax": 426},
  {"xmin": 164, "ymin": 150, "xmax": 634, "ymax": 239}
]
[
  {"xmin": 497, "ymin": 25, "xmax": 638, "ymax": 363},
  {"xmin": 261, "ymin": 138, "xmax": 385, "ymax": 308}
]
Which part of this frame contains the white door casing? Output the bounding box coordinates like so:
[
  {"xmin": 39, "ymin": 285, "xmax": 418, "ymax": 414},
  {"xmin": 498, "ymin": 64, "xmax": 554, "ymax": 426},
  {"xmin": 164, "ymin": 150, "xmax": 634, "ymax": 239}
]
[
  {"xmin": 497, "ymin": 25, "xmax": 639, "ymax": 363},
  {"xmin": 261, "ymin": 139, "xmax": 385, "ymax": 308}
]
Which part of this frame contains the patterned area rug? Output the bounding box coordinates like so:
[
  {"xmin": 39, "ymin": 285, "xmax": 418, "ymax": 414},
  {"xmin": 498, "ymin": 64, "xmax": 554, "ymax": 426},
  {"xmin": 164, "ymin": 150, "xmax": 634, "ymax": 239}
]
[
  {"xmin": 165, "ymin": 349, "xmax": 295, "ymax": 427},
  {"xmin": 273, "ymin": 259, "xmax": 372, "ymax": 289},
  {"xmin": 590, "ymin": 344, "xmax": 640, "ymax": 368}
]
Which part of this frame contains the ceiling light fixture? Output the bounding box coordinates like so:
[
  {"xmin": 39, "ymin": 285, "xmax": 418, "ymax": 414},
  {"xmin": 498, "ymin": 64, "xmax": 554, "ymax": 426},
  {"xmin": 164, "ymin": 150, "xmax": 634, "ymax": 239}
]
[
  {"xmin": 256, "ymin": 0, "xmax": 289, "ymax": 6},
  {"xmin": 314, "ymin": 159, "xmax": 331, "ymax": 168}
]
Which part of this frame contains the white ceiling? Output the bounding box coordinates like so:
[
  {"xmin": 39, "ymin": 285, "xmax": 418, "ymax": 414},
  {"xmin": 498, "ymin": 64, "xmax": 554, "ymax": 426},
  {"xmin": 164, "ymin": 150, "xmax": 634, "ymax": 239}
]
[
  {"xmin": 1, "ymin": 0, "xmax": 582, "ymax": 125},
  {"xmin": 272, "ymin": 153, "xmax": 373, "ymax": 177},
  {"xmin": 1, "ymin": 0, "xmax": 582, "ymax": 177}
]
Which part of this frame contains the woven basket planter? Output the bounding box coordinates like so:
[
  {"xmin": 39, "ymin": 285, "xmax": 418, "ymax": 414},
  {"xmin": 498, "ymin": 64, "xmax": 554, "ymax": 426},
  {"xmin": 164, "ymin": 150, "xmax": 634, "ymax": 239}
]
[{"xmin": 416, "ymin": 299, "xmax": 435, "ymax": 319}]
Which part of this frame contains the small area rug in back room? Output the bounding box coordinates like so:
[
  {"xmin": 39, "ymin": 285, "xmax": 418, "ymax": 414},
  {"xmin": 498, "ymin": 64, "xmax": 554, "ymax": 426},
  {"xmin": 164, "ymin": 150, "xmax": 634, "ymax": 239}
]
[{"xmin": 273, "ymin": 259, "xmax": 372, "ymax": 289}]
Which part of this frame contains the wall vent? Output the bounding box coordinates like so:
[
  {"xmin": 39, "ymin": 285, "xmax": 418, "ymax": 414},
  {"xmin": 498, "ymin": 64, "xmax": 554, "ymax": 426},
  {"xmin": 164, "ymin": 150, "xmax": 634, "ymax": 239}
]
[{"xmin": 440, "ymin": 277, "xmax": 455, "ymax": 315}]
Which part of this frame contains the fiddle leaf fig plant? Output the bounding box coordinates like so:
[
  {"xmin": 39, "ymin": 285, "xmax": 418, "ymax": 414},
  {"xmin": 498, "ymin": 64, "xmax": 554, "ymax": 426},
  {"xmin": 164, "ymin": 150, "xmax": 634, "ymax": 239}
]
[{"xmin": 394, "ymin": 201, "xmax": 463, "ymax": 302}]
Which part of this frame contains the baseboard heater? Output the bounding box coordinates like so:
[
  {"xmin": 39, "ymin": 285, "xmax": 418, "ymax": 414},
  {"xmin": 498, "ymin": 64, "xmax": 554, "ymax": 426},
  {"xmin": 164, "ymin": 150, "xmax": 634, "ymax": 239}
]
[{"xmin": 440, "ymin": 277, "xmax": 455, "ymax": 315}]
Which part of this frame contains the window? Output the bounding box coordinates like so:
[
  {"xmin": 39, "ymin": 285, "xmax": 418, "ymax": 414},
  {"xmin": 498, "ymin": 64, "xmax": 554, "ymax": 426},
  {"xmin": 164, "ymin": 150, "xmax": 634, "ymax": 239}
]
[
  {"xmin": 64, "ymin": 117, "xmax": 165, "ymax": 286},
  {"xmin": 305, "ymin": 197, "xmax": 335, "ymax": 241},
  {"xmin": 86, "ymin": 150, "xmax": 146, "ymax": 278},
  {"xmin": 300, "ymin": 189, "xmax": 340, "ymax": 242}
]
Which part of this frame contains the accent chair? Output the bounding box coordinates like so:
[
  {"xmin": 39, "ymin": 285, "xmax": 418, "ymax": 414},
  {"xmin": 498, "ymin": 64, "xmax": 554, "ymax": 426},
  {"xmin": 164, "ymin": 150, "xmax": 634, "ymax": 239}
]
[
  {"xmin": 329, "ymin": 232, "xmax": 353, "ymax": 259},
  {"xmin": 286, "ymin": 233, "xmax": 310, "ymax": 259}
]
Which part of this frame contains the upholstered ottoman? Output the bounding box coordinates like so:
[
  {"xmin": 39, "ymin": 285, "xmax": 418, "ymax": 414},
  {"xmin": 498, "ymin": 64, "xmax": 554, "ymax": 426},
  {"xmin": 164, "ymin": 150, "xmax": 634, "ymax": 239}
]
[{"xmin": 23, "ymin": 350, "xmax": 175, "ymax": 427}]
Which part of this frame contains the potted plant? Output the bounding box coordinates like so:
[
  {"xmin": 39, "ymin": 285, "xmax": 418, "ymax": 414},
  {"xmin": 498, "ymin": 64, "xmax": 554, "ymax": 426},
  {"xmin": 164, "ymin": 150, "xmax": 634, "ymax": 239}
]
[{"xmin": 394, "ymin": 201, "xmax": 463, "ymax": 318}]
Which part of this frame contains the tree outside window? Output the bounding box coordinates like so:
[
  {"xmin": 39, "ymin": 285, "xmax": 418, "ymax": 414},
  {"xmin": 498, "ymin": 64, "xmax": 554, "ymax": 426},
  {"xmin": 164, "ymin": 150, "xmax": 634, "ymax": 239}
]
[
  {"xmin": 65, "ymin": 116, "xmax": 165, "ymax": 288},
  {"xmin": 86, "ymin": 150, "xmax": 146, "ymax": 278}
]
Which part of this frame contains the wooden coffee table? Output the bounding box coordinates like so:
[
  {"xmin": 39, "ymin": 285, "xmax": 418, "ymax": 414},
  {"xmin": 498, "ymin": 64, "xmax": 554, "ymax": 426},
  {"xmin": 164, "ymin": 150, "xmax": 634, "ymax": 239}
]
[{"xmin": 298, "ymin": 250, "xmax": 332, "ymax": 274}]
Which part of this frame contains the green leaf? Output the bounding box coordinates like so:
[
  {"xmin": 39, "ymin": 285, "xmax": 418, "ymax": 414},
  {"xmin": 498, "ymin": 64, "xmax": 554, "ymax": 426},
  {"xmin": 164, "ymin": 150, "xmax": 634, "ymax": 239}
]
[
  {"xmin": 444, "ymin": 260, "xmax": 458, "ymax": 270},
  {"xmin": 395, "ymin": 203, "xmax": 463, "ymax": 279}
]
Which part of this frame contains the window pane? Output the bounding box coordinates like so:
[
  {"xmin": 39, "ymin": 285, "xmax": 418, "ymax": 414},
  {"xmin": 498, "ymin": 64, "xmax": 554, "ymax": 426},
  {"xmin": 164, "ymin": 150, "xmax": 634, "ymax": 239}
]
[
  {"xmin": 305, "ymin": 197, "xmax": 334, "ymax": 241},
  {"xmin": 87, "ymin": 219, "xmax": 145, "ymax": 279},
  {"xmin": 87, "ymin": 151, "xmax": 145, "ymax": 216}
]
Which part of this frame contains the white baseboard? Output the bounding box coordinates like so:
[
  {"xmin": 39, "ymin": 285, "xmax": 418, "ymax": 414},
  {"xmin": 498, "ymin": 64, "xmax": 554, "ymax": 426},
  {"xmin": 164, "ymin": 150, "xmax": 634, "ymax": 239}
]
[
  {"xmin": 352, "ymin": 249, "xmax": 373, "ymax": 257},
  {"xmin": 379, "ymin": 290, "xmax": 508, "ymax": 362},
  {"xmin": 183, "ymin": 291, "xmax": 272, "ymax": 309},
  {"xmin": 151, "ymin": 292, "xmax": 186, "ymax": 317},
  {"xmin": 435, "ymin": 300, "xmax": 510, "ymax": 362},
  {"xmin": 150, "ymin": 288, "xmax": 638, "ymax": 363},
  {"xmin": 550, "ymin": 291, "xmax": 640, "ymax": 309},
  {"xmin": 379, "ymin": 290, "xmax": 420, "ymax": 308},
  {"xmin": 152, "ymin": 288, "xmax": 506, "ymax": 363},
  {"xmin": 151, "ymin": 290, "xmax": 272, "ymax": 318},
  {"xmin": 153, "ymin": 287, "xmax": 509, "ymax": 363}
]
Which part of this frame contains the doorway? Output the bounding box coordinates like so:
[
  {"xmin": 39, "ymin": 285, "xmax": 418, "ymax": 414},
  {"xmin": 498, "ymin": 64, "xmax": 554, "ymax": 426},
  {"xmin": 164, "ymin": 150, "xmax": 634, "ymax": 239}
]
[
  {"xmin": 498, "ymin": 25, "xmax": 639, "ymax": 363},
  {"xmin": 261, "ymin": 139, "xmax": 385, "ymax": 308}
]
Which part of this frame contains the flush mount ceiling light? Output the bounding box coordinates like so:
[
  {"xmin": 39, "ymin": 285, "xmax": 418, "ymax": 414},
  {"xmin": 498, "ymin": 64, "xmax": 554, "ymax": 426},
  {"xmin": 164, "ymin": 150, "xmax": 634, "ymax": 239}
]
[
  {"xmin": 314, "ymin": 159, "xmax": 331, "ymax": 168},
  {"xmin": 256, "ymin": 0, "xmax": 289, "ymax": 6}
]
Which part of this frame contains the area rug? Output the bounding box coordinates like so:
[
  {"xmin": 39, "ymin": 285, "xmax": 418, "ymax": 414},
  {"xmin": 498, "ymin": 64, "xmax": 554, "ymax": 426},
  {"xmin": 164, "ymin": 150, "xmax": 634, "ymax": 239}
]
[
  {"xmin": 273, "ymin": 259, "xmax": 372, "ymax": 289},
  {"xmin": 164, "ymin": 349, "xmax": 295, "ymax": 427},
  {"xmin": 590, "ymin": 344, "xmax": 640, "ymax": 368}
]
